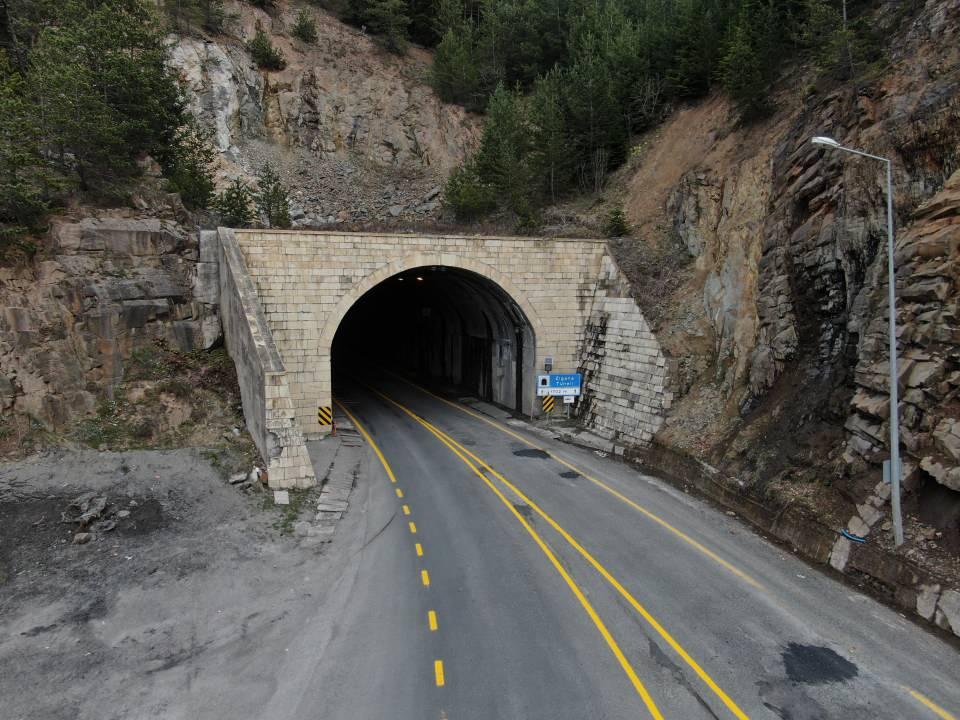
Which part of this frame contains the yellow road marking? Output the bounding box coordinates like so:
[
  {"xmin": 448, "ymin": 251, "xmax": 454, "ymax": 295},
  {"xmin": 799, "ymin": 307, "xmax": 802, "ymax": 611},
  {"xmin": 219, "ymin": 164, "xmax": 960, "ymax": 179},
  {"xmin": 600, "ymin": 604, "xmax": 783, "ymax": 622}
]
[
  {"xmin": 907, "ymin": 688, "xmax": 957, "ymax": 720},
  {"xmin": 375, "ymin": 392, "xmax": 664, "ymax": 720},
  {"xmin": 379, "ymin": 388, "xmax": 748, "ymax": 720},
  {"xmin": 428, "ymin": 610, "xmax": 438, "ymax": 631},
  {"xmin": 415, "ymin": 542, "xmax": 424, "ymax": 557},
  {"xmin": 396, "ymin": 488, "xmax": 404, "ymax": 498},
  {"xmin": 395, "ymin": 377, "xmax": 763, "ymax": 591},
  {"xmin": 409, "ymin": 521, "xmax": 417, "ymax": 534},
  {"xmin": 403, "ymin": 504, "xmax": 411, "ymax": 515},
  {"xmin": 421, "ymin": 569, "xmax": 431, "ymax": 587},
  {"xmin": 434, "ymin": 659, "xmax": 445, "ymax": 687},
  {"xmin": 334, "ymin": 400, "xmax": 398, "ymax": 485}
]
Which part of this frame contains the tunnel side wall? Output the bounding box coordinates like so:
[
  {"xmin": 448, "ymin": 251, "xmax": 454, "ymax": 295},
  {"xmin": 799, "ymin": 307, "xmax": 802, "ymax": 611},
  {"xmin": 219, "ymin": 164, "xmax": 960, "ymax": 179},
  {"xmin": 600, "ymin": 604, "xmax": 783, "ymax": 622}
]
[
  {"xmin": 217, "ymin": 229, "xmax": 315, "ymax": 488},
  {"xmin": 577, "ymin": 255, "xmax": 673, "ymax": 449}
]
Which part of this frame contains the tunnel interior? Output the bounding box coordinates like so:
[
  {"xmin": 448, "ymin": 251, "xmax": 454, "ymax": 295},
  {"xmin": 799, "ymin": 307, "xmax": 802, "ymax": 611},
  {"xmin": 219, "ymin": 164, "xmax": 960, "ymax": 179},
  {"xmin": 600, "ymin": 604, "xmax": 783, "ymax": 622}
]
[{"xmin": 332, "ymin": 266, "xmax": 536, "ymax": 413}]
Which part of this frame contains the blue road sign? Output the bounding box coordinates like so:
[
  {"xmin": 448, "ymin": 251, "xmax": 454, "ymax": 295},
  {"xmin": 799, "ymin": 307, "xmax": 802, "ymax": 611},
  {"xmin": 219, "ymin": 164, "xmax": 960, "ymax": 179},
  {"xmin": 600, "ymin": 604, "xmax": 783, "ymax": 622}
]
[{"xmin": 536, "ymin": 373, "xmax": 582, "ymax": 397}]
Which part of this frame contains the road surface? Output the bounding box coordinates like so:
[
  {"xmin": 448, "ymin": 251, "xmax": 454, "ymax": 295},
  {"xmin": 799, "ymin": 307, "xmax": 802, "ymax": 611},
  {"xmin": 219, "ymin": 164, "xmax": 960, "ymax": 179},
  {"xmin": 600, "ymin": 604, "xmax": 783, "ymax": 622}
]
[{"xmin": 306, "ymin": 374, "xmax": 959, "ymax": 720}]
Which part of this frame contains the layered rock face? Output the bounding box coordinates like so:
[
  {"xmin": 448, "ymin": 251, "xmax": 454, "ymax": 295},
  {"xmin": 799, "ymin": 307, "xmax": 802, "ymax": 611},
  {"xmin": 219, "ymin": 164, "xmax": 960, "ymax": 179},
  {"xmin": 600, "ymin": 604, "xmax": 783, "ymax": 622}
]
[
  {"xmin": 0, "ymin": 218, "xmax": 218, "ymax": 428},
  {"xmin": 617, "ymin": 0, "xmax": 960, "ymax": 615},
  {"xmin": 167, "ymin": 1, "xmax": 479, "ymax": 226},
  {"xmin": 845, "ymin": 173, "xmax": 960, "ymax": 505}
]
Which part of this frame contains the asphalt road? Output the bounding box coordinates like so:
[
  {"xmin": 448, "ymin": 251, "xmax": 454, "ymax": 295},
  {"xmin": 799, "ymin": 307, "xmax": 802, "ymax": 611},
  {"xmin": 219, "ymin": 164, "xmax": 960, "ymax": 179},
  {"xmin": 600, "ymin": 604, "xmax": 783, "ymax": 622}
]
[{"xmin": 312, "ymin": 375, "xmax": 959, "ymax": 720}]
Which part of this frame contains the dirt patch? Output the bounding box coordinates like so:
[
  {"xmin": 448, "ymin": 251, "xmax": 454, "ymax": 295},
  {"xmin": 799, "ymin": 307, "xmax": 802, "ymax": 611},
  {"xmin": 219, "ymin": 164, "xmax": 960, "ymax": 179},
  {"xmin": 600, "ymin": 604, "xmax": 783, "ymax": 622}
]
[{"xmin": 0, "ymin": 446, "xmax": 349, "ymax": 720}]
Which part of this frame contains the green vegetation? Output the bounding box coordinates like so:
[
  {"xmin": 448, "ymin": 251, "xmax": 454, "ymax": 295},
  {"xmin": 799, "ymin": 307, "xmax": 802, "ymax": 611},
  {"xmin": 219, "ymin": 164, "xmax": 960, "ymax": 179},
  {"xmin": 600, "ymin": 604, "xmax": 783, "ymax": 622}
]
[
  {"xmin": 254, "ymin": 164, "xmax": 292, "ymax": 229},
  {"xmin": 292, "ymin": 10, "xmax": 319, "ymax": 43},
  {"xmin": 0, "ymin": 0, "xmax": 216, "ymax": 250},
  {"xmin": 164, "ymin": 0, "xmax": 226, "ymax": 34},
  {"xmin": 603, "ymin": 207, "xmax": 631, "ymax": 238},
  {"xmin": 248, "ymin": 28, "xmax": 287, "ymax": 70},
  {"xmin": 216, "ymin": 178, "xmax": 256, "ymax": 227},
  {"xmin": 409, "ymin": 0, "xmax": 892, "ymax": 220}
]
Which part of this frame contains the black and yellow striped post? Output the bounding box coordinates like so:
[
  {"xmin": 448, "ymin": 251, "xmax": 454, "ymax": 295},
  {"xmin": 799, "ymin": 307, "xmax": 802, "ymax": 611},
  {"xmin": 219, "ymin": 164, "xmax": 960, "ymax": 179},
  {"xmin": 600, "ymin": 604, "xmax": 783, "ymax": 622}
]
[
  {"xmin": 318, "ymin": 405, "xmax": 333, "ymax": 426},
  {"xmin": 542, "ymin": 395, "xmax": 555, "ymax": 414}
]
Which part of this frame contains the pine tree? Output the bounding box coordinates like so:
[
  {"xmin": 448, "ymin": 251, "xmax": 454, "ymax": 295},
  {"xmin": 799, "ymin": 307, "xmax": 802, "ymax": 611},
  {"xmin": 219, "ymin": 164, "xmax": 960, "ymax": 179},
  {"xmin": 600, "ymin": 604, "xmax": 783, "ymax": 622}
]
[
  {"xmin": 216, "ymin": 178, "xmax": 255, "ymax": 228},
  {"xmin": 529, "ymin": 70, "xmax": 569, "ymax": 203},
  {"xmin": 254, "ymin": 164, "xmax": 291, "ymax": 229},
  {"xmin": 365, "ymin": 0, "xmax": 411, "ymax": 53},
  {"xmin": 164, "ymin": 119, "xmax": 216, "ymax": 210},
  {"xmin": 292, "ymin": 9, "xmax": 318, "ymax": 43},
  {"xmin": 248, "ymin": 29, "xmax": 287, "ymax": 70}
]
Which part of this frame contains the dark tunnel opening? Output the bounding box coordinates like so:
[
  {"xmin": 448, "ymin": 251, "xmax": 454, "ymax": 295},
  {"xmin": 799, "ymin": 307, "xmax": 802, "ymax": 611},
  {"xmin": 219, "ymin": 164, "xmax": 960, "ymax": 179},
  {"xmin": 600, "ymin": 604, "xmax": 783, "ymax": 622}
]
[{"xmin": 332, "ymin": 266, "xmax": 536, "ymax": 413}]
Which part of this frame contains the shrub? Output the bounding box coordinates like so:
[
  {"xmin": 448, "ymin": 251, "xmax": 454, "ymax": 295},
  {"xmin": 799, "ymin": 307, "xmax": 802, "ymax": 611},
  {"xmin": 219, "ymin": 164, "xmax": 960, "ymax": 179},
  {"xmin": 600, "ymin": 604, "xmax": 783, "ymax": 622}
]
[
  {"xmin": 216, "ymin": 178, "xmax": 255, "ymax": 227},
  {"xmin": 603, "ymin": 207, "xmax": 631, "ymax": 237},
  {"xmin": 444, "ymin": 162, "xmax": 497, "ymax": 221},
  {"xmin": 291, "ymin": 10, "xmax": 318, "ymax": 43},
  {"xmin": 248, "ymin": 29, "xmax": 286, "ymax": 70}
]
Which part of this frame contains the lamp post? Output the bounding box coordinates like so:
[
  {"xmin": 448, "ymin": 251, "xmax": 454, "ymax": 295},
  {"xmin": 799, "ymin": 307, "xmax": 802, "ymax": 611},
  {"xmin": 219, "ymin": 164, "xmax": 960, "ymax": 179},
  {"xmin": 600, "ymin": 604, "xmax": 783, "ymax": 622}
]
[{"xmin": 811, "ymin": 136, "xmax": 904, "ymax": 547}]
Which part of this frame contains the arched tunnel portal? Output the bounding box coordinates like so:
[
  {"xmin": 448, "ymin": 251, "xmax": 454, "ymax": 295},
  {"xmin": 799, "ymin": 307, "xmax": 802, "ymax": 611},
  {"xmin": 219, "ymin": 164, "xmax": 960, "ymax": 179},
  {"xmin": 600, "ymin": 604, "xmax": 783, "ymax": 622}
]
[{"xmin": 332, "ymin": 266, "xmax": 537, "ymax": 414}]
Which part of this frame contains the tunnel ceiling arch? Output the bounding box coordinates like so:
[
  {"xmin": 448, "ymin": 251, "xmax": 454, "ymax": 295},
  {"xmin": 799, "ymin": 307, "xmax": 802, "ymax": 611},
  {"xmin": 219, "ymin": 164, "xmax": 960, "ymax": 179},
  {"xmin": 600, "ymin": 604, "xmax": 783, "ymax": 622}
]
[
  {"xmin": 320, "ymin": 252, "xmax": 547, "ymax": 350},
  {"xmin": 332, "ymin": 265, "xmax": 537, "ymax": 412}
]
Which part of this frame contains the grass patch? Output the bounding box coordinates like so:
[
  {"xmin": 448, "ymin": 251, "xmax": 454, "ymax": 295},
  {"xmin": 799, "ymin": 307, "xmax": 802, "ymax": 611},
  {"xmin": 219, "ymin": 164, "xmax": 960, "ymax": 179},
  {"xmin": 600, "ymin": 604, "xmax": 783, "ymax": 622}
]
[{"xmin": 261, "ymin": 488, "xmax": 316, "ymax": 535}]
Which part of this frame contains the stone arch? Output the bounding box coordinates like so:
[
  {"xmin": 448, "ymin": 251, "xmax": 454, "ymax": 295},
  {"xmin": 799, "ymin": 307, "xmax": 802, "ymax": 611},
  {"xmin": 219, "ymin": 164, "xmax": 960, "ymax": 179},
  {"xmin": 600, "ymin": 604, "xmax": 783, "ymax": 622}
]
[{"xmin": 319, "ymin": 251, "xmax": 547, "ymax": 351}]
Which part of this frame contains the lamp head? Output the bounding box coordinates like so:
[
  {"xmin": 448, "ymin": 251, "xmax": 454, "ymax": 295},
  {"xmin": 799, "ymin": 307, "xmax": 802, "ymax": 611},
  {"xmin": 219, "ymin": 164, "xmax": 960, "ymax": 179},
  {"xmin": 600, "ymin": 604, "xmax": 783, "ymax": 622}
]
[{"xmin": 811, "ymin": 136, "xmax": 841, "ymax": 149}]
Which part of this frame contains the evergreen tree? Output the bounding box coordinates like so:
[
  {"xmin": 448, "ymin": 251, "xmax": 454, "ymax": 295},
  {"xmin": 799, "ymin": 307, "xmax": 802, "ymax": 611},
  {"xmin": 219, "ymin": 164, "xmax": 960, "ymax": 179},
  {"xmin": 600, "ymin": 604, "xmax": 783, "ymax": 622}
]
[
  {"xmin": 164, "ymin": 119, "xmax": 216, "ymax": 210},
  {"xmin": 472, "ymin": 83, "xmax": 537, "ymax": 218},
  {"xmin": 365, "ymin": 0, "xmax": 411, "ymax": 53},
  {"xmin": 292, "ymin": 9, "xmax": 318, "ymax": 43},
  {"xmin": 248, "ymin": 28, "xmax": 287, "ymax": 70},
  {"xmin": 529, "ymin": 70, "xmax": 569, "ymax": 203},
  {"xmin": 216, "ymin": 178, "xmax": 255, "ymax": 227},
  {"xmin": 432, "ymin": 26, "xmax": 487, "ymax": 110},
  {"xmin": 28, "ymin": 0, "xmax": 185, "ymax": 193},
  {"xmin": 255, "ymin": 164, "xmax": 291, "ymax": 229},
  {"xmin": 0, "ymin": 51, "xmax": 56, "ymax": 246}
]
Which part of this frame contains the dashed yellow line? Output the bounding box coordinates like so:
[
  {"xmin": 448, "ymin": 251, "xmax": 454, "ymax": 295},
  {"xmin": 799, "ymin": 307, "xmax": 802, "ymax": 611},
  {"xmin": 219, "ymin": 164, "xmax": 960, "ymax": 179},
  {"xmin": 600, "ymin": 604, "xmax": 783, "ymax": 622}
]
[
  {"xmin": 334, "ymin": 399, "xmax": 448, "ymax": 696},
  {"xmin": 394, "ymin": 379, "xmax": 763, "ymax": 591},
  {"xmin": 907, "ymin": 688, "xmax": 957, "ymax": 720},
  {"xmin": 374, "ymin": 391, "xmax": 664, "ymax": 719}
]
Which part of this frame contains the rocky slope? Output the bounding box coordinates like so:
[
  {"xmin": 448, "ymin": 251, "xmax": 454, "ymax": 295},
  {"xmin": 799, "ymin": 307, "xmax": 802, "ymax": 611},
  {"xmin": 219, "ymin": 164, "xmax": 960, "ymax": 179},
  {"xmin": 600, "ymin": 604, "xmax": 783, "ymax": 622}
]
[
  {"xmin": 167, "ymin": 0, "xmax": 479, "ymax": 227},
  {"xmin": 605, "ymin": 0, "xmax": 960, "ymax": 625},
  {"xmin": 0, "ymin": 0, "xmax": 479, "ymax": 456}
]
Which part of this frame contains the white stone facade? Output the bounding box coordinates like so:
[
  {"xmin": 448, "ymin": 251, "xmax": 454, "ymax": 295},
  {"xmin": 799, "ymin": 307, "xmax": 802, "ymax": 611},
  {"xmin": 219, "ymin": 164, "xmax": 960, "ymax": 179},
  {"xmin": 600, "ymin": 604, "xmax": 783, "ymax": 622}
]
[{"xmin": 219, "ymin": 228, "xmax": 671, "ymax": 486}]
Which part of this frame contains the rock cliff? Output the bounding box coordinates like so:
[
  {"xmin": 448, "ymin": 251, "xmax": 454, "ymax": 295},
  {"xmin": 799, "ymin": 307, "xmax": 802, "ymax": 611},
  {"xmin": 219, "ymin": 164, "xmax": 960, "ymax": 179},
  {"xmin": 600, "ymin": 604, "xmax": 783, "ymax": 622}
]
[
  {"xmin": 613, "ymin": 0, "xmax": 960, "ymax": 626},
  {"xmin": 167, "ymin": 0, "xmax": 479, "ymax": 227}
]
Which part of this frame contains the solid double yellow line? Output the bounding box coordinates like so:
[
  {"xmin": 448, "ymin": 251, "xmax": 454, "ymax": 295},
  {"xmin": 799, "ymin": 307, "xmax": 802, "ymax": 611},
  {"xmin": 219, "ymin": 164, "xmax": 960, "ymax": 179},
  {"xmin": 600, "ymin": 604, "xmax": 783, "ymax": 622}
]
[{"xmin": 374, "ymin": 388, "xmax": 749, "ymax": 720}]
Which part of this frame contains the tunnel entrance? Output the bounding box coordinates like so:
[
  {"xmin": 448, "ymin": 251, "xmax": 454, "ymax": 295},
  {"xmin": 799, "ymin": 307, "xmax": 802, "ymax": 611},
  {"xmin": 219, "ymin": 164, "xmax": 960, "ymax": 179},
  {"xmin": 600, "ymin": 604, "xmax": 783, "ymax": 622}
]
[{"xmin": 332, "ymin": 266, "xmax": 536, "ymax": 413}]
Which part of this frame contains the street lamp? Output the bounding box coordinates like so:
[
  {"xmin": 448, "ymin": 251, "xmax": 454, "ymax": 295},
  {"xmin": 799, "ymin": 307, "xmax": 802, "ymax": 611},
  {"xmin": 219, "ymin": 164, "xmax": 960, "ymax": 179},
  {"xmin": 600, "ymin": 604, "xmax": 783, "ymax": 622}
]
[{"xmin": 811, "ymin": 135, "xmax": 903, "ymax": 547}]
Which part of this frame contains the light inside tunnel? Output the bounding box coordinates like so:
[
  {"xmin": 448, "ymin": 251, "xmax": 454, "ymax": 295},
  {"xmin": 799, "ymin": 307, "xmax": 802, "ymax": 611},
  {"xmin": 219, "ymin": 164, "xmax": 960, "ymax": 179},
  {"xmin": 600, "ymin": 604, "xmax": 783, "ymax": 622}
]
[{"xmin": 332, "ymin": 266, "xmax": 536, "ymax": 413}]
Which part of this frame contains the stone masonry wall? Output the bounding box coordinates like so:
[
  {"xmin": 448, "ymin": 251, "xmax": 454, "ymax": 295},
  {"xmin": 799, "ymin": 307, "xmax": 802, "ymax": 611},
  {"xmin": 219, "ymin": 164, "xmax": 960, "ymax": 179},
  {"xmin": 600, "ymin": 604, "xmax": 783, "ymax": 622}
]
[
  {"xmin": 217, "ymin": 229, "xmax": 314, "ymax": 489},
  {"xmin": 578, "ymin": 255, "xmax": 673, "ymax": 448},
  {"xmin": 228, "ymin": 229, "xmax": 670, "ymax": 448}
]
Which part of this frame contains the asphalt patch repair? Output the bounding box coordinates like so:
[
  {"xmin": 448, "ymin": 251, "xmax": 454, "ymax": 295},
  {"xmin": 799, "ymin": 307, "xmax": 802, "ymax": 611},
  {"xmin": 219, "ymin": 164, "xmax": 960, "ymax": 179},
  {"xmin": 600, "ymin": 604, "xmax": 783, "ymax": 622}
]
[{"xmin": 782, "ymin": 642, "xmax": 858, "ymax": 685}]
